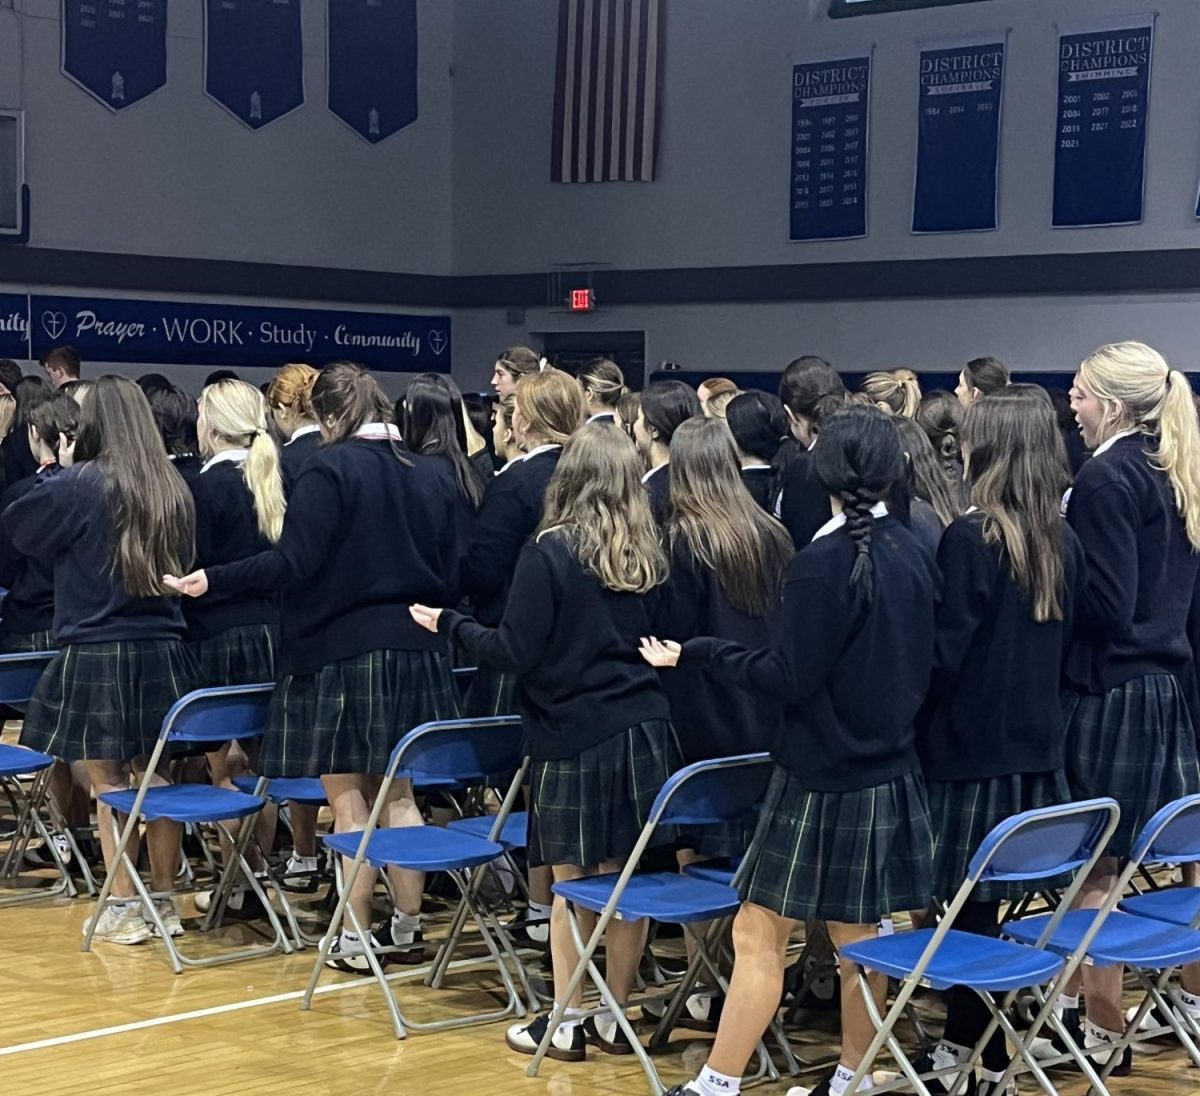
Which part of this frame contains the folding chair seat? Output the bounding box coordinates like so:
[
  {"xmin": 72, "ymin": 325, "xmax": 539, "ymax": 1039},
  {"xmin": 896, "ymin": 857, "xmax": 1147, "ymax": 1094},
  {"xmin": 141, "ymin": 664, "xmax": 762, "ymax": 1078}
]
[
  {"xmin": 837, "ymin": 797, "xmax": 1121, "ymax": 1096},
  {"xmin": 447, "ymin": 809, "xmax": 527, "ymax": 849},
  {"xmin": 681, "ymin": 858, "xmax": 738, "ymax": 886},
  {"xmin": 301, "ymin": 715, "xmax": 531, "ymax": 1040},
  {"xmin": 1120, "ymin": 886, "xmax": 1200, "ymax": 928},
  {"xmin": 555, "ymin": 871, "xmax": 741, "ymax": 923},
  {"xmin": 84, "ymin": 683, "xmax": 295, "ymax": 974},
  {"xmin": 232, "ymin": 774, "xmax": 328, "ymax": 806}
]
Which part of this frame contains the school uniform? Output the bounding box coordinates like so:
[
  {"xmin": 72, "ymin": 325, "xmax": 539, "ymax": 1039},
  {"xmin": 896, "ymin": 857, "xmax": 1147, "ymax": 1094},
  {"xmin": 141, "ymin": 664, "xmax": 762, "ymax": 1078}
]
[
  {"xmin": 774, "ymin": 448, "xmax": 833, "ymax": 546},
  {"xmin": 642, "ymin": 463, "xmax": 670, "ymax": 526},
  {"xmin": 441, "ymin": 529, "xmax": 681, "ymax": 869},
  {"xmin": 169, "ymin": 453, "xmax": 204, "ymax": 487},
  {"xmin": 280, "ymin": 424, "xmax": 321, "ymax": 488},
  {"xmin": 683, "ymin": 506, "xmax": 937, "ymax": 924},
  {"xmin": 908, "ymin": 497, "xmax": 946, "ymax": 559},
  {"xmin": 4, "ymin": 462, "xmax": 197, "ymax": 762},
  {"xmin": 0, "ymin": 463, "xmax": 61, "ymax": 652},
  {"xmin": 1064, "ymin": 430, "xmax": 1200, "ymax": 855},
  {"xmin": 587, "ymin": 412, "xmax": 616, "ymax": 424},
  {"xmin": 921, "ymin": 511, "xmax": 1085, "ymax": 900},
  {"xmin": 203, "ymin": 426, "xmax": 462, "ymax": 777},
  {"xmin": 186, "ymin": 449, "xmax": 279, "ymax": 686},
  {"xmin": 468, "ymin": 445, "xmax": 497, "ymax": 490},
  {"xmin": 1, "ymin": 429, "xmax": 38, "ymax": 491},
  {"xmin": 740, "ymin": 465, "xmax": 774, "ymax": 513}
]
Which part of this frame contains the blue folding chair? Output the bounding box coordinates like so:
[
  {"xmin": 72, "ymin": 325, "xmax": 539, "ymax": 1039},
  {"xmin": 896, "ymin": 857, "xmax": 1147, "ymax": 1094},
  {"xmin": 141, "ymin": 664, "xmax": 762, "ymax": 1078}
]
[
  {"xmin": 300, "ymin": 716, "xmax": 531, "ymax": 1039},
  {"xmin": 85, "ymin": 683, "xmax": 295, "ymax": 973},
  {"xmin": 1005, "ymin": 794, "xmax": 1200, "ymax": 1085},
  {"xmin": 528, "ymin": 753, "xmax": 785, "ymax": 1095},
  {"xmin": 837, "ymin": 798, "xmax": 1120, "ymax": 1096},
  {"xmin": 0, "ymin": 651, "xmax": 96, "ymax": 904}
]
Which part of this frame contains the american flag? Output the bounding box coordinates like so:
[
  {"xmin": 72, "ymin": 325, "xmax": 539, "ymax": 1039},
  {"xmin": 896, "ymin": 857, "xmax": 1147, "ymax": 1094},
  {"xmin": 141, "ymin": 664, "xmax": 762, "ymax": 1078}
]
[{"xmin": 551, "ymin": 0, "xmax": 664, "ymax": 183}]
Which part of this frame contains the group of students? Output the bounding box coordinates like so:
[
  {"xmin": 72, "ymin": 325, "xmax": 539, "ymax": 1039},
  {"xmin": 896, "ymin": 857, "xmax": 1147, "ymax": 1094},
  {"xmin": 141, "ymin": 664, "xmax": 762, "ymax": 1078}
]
[{"xmin": 5, "ymin": 339, "xmax": 1200, "ymax": 1096}]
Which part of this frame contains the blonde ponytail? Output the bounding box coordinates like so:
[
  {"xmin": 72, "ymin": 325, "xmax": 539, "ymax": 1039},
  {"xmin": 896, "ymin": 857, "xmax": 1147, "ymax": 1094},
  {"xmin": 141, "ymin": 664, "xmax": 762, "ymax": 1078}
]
[
  {"xmin": 244, "ymin": 430, "xmax": 286, "ymax": 542},
  {"xmin": 1156, "ymin": 369, "xmax": 1200, "ymax": 549}
]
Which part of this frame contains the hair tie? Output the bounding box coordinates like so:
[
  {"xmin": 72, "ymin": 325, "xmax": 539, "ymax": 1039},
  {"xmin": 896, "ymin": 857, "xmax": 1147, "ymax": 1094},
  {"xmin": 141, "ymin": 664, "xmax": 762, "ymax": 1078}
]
[{"xmin": 538, "ymin": 357, "xmax": 550, "ymax": 372}]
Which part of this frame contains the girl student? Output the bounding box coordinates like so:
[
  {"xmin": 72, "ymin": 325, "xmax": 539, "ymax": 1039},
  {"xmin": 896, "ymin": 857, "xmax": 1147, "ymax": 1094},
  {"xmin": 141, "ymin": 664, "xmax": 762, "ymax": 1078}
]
[
  {"xmin": 955, "ymin": 356, "xmax": 1010, "ymax": 410},
  {"xmin": 267, "ymin": 363, "xmax": 321, "ymax": 485},
  {"xmin": 491, "ymin": 395, "xmax": 520, "ymax": 467},
  {"xmin": 491, "ymin": 345, "xmax": 542, "ymax": 399},
  {"xmin": 860, "ymin": 368, "xmax": 922, "ymax": 418},
  {"xmin": 615, "ymin": 390, "xmax": 642, "ymax": 445},
  {"xmin": 579, "ymin": 357, "xmax": 627, "ymax": 423},
  {"xmin": 917, "ymin": 386, "xmax": 1085, "ymax": 1096},
  {"xmin": 725, "ymin": 390, "xmax": 792, "ymax": 514},
  {"xmin": 411, "ymin": 421, "xmax": 683, "ymax": 1062},
  {"xmin": 1057, "ymin": 342, "xmax": 1200, "ymax": 1065},
  {"xmin": 7, "ymin": 376, "xmax": 198, "ymax": 945},
  {"xmin": 402, "ymin": 372, "xmax": 485, "ymax": 512},
  {"xmin": 893, "ymin": 416, "xmax": 963, "ymax": 557},
  {"xmin": 147, "ymin": 384, "xmax": 203, "ymax": 485},
  {"xmin": 643, "ymin": 416, "xmax": 793, "ymax": 1031},
  {"xmin": 634, "ymin": 380, "xmax": 703, "ymax": 524},
  {"xmin": 642, "ymin": 405, "xmax": 938, "ymax": 1096},
  {"xmin": 168, "ymin": 363, "xmax": 465, "ymax": 971}
]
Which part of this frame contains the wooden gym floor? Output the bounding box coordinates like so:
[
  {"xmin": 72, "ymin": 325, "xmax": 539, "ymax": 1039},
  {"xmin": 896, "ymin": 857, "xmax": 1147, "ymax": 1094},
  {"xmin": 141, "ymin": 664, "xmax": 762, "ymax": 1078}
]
[{"xmin": 0, "ymin": 886, "xmax": 1197, "ymax": 1096}]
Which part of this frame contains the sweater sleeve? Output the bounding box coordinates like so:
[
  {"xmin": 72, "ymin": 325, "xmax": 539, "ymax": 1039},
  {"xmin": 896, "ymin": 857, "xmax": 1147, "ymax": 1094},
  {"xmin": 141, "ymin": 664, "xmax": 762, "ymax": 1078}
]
[
  {"xmin": 3, "ymin": 474, "xmax": 79, "ymax": 562},
  {"xmin": 461, "ymin": 474, "xmax": 531, "ymax": 602},
  {"xmin": 1067, "ymin": 477, "xmax": 1139, "ymax": 638},
  {"xmin": 652, "ymin": 546, "xmax": 704, "ymax": 638},
  {"xmin": 931, "ymin": 521, "xmax": 991, "ymax": 684},
  {"xmin": 440, "ymin": 543, "xmax": 556, "ymax": 675},
  {"xmin": 0, "ymin": 479, "xmax": 33, "ymax": 587},
  {"xmin": 684, "ymin": 573, "xmax": 848, "ymax": 703}
]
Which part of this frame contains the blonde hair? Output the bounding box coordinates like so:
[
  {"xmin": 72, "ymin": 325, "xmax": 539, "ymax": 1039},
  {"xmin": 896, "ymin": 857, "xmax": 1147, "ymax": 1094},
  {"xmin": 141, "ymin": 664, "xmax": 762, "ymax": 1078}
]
[
  {"xmin": 514, "ymin": 367, "xmax": 585, "ymax": 446},
  {"xmin": 1079, "ymin": 341, "xmax": 1200, "ymax": 549},
  {"xmin": 704, "ymin": 388, "xmax": 739, "ymax": 419},
  {"xmin": 198, "ymin": 380, "xmax": 286, "ymax": 542},
  {"xmin": 860, "ymin": 368, "xmax": 921, "ymax": 418},
  {"xmin": 578, "ymin": 358, "xmax": 627, "ymax": 409},
  {"xmin": 538, "ymin": 422, "xmax": 666, "ymax": 594},
  {"xmin": 267, "ymin": 363, "xmax": 319, "ymax": 420}
]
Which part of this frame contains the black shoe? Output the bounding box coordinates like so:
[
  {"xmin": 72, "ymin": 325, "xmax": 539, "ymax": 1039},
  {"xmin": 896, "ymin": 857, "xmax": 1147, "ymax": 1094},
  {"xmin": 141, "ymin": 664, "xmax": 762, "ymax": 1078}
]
[
  {"xmin": 582, "ymin": 1014, "xmax": 635, "ymax": 1055},
  {"xmin": 374, "ymin": 918, "xmax": 426, "ymax": 965},
  {"xmin": 504, "ymin": 1014, "xmax": 586, "ymax": 1061},
  {"xmin": 976, "ymin": 1079, "xmax": 1017, "ymax": 1096},
  {"xmin": 662, "ymin": 1086, "xmax": 703, "ymax": 1096},
  {"xmin": 506, "ymin": 916, "xmax": 550, "ymax": 949},
  {"xmin": 642, "ymin": 951, "xmax": 689, "ymax": 980},
  {"xmin": 642, "ymin": 991, "xmax": 724, "ymax": 1033}
]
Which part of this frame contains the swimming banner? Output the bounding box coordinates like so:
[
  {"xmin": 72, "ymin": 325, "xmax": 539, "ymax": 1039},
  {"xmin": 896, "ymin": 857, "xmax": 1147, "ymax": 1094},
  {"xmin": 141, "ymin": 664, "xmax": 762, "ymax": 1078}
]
[
  {"xmin": 327, "ymin": 0, "xmax": 419, "ymax": 144},
  {"xmin": 205, "ymin": 0, "xmax": 305, "ymax": 130},
  {"xmin": 1053, "ymin": 15, "xmax": 1155, "ymax": 227},
  {"xmin": 790, "ymin": 50, "xmax": 872, "ymax": 241},
  {"xmin": 912, "ymin": 34, "xmax": 1006, "ymax": 234},
  {"xmin": 61, "ymin": 0, "xmax": 168, "ymax": 111}
]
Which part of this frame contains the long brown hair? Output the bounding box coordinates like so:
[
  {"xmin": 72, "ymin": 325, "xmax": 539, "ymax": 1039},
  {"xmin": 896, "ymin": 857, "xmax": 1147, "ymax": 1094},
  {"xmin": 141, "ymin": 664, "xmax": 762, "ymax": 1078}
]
[
  {"xmin": 538, "ymin": 422, "xmax": 665, "ymax": 593},
  {"xmin": 514, "ymin": 367, "xmax": 585, "ymax": 446},
  {"xmin": 893, "ymin": 416, "xmax": 962, "ymax": 528},
  {"xmin": 667, "ymin": 418, "xmax": 793, "ymax": 615},
  {"xmin": 963, "ymin": 385, "xmax": 1069, "ymax": 622},
  {"xmin": 311, "ymin": 361, "xmax": 410, "ymax": 464},
  {"xmin": 73, "ymin": 375, "xmax": 195, "ymax": 597}
]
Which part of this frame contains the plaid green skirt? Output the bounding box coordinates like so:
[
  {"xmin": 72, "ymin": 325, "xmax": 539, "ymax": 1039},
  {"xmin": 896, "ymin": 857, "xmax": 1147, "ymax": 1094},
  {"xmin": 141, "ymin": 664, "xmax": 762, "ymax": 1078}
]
[
  {"xmin": 263, "ymin": 648, "xmax": 460, "ymax": 778},
  {"xmin": 462, "ymin": 662, "xmax": 518, "ymax": 718},
  {"xmin": 0, "ymin": 630, "xmax": 56, "ymax": 654},
  {"xmin": 529, "ymin": 719, "xmax": 683, "ymax": 869},
  {"xmin": 1065, "ymin": 673, "xmax": 1200, "ymax": 858},
  {"xmin": 19, "ymin": 640, "xmax": 199, "ymax": 763},
  {"xmin": 929, "ymin": 770, "xmax": 1072, "ymax": 902},
  {"xmin": 740, "ymin": 766, "xmax": 934, "ymax": 924},
  {"xmin": 191, "ymin": 623, "xmax": 278, "ymax": 688}
]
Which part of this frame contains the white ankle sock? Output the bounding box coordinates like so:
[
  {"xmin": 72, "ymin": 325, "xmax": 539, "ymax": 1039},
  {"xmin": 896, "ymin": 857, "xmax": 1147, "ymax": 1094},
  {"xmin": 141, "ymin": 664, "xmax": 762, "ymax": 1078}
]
[
  {"xmin": 830, "ymin": 1063, "xmax": 874, "ymax": 1094},
  {"xmin": 560, "ymin": 1005, "xmax": 585, "ymax": 1031},
  {"xmin": 1181, "ymin": 989, "xmax": 1200, "ymax": 1016},
  {"xmin": 1056, "ymin": 993, "xmax": 1079, "ymax": 1011},
  {"xmin": 339, "ymin": 928, "xmax": 361, "ymax": 950},
  {"xmin": 527, "ymin": 900, "xmax": 552, "ymax": 922},
  {"xmin": 696, "ymin": 1063, "xmax": 741, "ymax": 1094},
  {"xmin": 391, "ymin": 910, "xmax": 420, "ymax": 936}
]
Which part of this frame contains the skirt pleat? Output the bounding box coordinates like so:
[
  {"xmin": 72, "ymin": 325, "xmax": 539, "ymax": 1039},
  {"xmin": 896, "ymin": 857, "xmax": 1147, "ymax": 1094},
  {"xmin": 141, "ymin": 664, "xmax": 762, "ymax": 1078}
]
[{"xmin": 191, "ymin": 622, "xmax": 278, "ymax": 688}]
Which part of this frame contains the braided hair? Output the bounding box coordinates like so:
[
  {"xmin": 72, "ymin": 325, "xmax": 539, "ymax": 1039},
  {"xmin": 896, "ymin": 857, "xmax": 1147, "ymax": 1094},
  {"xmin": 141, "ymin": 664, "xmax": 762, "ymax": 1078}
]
[{"xmin": 810, "ymin": 406, "xmax": 906, "ymax": 611}]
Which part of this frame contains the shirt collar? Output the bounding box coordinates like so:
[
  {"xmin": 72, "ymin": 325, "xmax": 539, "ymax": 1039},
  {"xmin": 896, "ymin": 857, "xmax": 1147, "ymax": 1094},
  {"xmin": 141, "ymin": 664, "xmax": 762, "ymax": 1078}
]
[
  {"xmin": 1091, "ymin": 427, "xmax": 1140, "ymax": 458},
  {"xmin": 587, "ymin": 412, "xmax": 615, "ymax": 423},
  {"xmin": 521, "ymin": 443, "xmax": 561, "ymax": 461},
  {"xmin": 742, "ymin": 464, "xmax": 771, "ymax": 472},
  {"xmin": 287, "ymin": 423, "xmax": 320, "ymax": 444},
  {"xmin": 642, "ymin": 463, "xmax": 667, "ymax": 485},
  {"xmin": 811, "ymin": 500, "xmax": 888, "ymax": 542},
  {"xmin": 352, "ymin": 422, "xmax": 402, "ymax": 441},
  {"xmin": 201, "ymin": 447, "xmax": 250, "ymax": 473}
]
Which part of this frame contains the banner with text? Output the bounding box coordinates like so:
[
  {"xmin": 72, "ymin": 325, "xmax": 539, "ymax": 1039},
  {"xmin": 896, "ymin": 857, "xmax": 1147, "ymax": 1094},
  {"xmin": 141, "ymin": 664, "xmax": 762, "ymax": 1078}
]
[
  {"xmin": 61, "ymin": 0, "xmax": 168, "ymax": 111},
  {"xmin": 1053, "ymin": 16, "xmax": 1155, "ymax": 228},
  {"xmin": 28, "ymin": 296, "xmax": 450, "ymax": 372},
  {"xmin": 912, "ymin": 35, "xmax": 1006, "ymax": 233},
  {"xmin": 327, "ymin": 0, "xmax": 419, "ymax": 144},
  {"xmin": 790, "ymin": 52, "xmax": 871, "ymax": 241},
  {"xmin": 205, "ymin": 0, "xmax": 305, "ymax": 130},
  {"xmin": 0, "ymin": 296, "xmax": 29, "ymax": 361}
]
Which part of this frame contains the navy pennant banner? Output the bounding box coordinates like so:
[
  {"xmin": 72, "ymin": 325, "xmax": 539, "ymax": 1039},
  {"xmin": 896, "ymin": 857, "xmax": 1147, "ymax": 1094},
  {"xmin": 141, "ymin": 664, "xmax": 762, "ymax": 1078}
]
[
  {"xmin": 29, "ymin": 295, "xmax": 451, "ymax": 372},
  {"xmin": 327, "ymin": 0, "xmax": 419, "ymax": 144},
  {"xmin": 1053, "ymin": 17, "xmax": 1155, "ymax": 228},
  {"xmin": 790, "ymin": 52, "xmax": 872, "ymax": 241},
  {"xmin": 0, "ymin": 295, "xmax": 29, "ymax": 360},
  {"xmin": 61, "ymin": 0, "xmax": 168, "ymax": 111},
  {"xmin": 205, "ymin": 0, "xmax": 305, "ymax": 130},
  {"xmin": 912, "ymin": 35, "xmax": 1006, "ymax": 234}
]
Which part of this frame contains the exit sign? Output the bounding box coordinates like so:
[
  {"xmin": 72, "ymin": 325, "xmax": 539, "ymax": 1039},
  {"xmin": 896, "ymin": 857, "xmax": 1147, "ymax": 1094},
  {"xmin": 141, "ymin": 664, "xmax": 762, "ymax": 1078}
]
[{"xmin": 568, "ymin": 288, "xmax": 595, "ymax": 312}]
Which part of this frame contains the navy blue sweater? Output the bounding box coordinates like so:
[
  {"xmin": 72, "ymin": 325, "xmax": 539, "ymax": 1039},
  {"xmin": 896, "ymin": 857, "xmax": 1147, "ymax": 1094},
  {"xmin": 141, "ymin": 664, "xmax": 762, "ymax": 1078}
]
[
  {"xmin": 184, "ymin": 458, "xmax": 278, "ymax": 642},
  {"xmin": 442, "ymin": 531, "xmax": 670, "ymax": 761},
  {"xmin": 1066, "ymin": 433, "xmax": 1200, "ymax": 694},
  {"xmin": 685, "ymin": 515, "xmax": 937, "ymax": 792},
  {"xmin": 644, "ymin": 464, "xmax": 671, "ymax": 525},
  {"xmin": 921, "ymin": 512, "xmax": 1086, "ymax": 782},
  {"xmin": 2, "ymin": 462, "xmax": 187, "ymax": 644},
  {"xmin": 205, "ymin": 439, "xmax": 464, "ymax": 676},
  {"xmin": 741, "ymin": 467, "xmax": 775, "ymax": 513},
  {"xmin": 280, "ymin": 428, "xmax": 321, "ymax": 488},
  {"xmin": 775, "ymin": 450, "xmax": 834, "ymax": 547},
  {"xmin": 0, "ymin": 465, "xmax": 60, "ymax": 638}
]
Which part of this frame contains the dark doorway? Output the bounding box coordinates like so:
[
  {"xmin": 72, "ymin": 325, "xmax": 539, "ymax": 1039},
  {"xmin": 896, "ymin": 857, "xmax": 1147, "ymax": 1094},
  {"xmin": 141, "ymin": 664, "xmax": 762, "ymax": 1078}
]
[{"xmin": 536, "ymin": 330, "xmax": 647, "ymax": 390}]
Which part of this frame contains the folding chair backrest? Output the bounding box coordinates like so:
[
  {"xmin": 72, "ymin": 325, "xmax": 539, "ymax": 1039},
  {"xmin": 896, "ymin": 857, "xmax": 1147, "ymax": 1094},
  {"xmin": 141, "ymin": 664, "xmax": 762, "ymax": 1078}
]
[
  {"xmin": 0, "ymin": 651, "xmax": 57, "ymax": 707},
  {"xmin": 163, "ymin": 683, "xmax": 275, "ymax": 744},
  {"xmin": 1130, "ymin": 794, "xmax": 1200, "ymax": 865},
  {"xmin": 391, "ymin": 717, "xmax": 524, "ymax": 784},
  {"xmin": 648, "ymin": 753, "xmax": 773, "ymax": 828},
  {"xmin": 968, "ymin": 797, "xmax": 1119, "ymax": 885}
]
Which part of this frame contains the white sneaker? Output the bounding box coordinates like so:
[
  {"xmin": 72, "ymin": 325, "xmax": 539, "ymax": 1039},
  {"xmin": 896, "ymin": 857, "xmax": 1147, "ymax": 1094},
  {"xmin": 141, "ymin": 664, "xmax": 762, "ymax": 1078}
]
[
  {"xmin": 324, "ymin": 931, "xmax": 380, "ymax": 974},
  {"xmin": 149, "ymin": 898, "xmax": 184, "ymax": 938},
  {"xmin": 83, "ymin": 902, "xmax": 152, "ymax": 945}
]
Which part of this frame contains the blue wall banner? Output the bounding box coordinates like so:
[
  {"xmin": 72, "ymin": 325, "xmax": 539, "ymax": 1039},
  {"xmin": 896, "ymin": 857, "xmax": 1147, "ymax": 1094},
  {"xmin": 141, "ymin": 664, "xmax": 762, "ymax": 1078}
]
[
  {"xmin": 61, "ymin": 0, "xmax": 168, "ymax": 111},
  {"xmin": 1053, "ymin": 16, "xmax": 1155, "ymax": 228},
  {"xmin": 790, "ymin": 51, "xmax": 872, "ymax": 241},
  {"xmin": 28, "ymin": 296, "xmax": 451, "ymax": 372},
  {"xmin": 327, "ymin": 0, "xmax": 419, "ymax": 144},
  {"xmin": 0, "ymin": 296, "xmax": 29, "ymax": 361},
  {"xmin": 205, "ymin": 0, "xmax": 305, "ymax": 130},
  {"xmin": 912, "ymin": 35, "xmax": 1006, "ymax": 234}
]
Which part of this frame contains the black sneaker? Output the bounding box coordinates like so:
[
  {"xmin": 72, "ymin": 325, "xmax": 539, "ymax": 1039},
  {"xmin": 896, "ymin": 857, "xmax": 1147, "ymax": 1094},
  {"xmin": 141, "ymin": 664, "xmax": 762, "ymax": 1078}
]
[
  {"xmin": 976, "ymin": 1079, "xmax": 1017, "ymax": 1096},
  {"xmin": 324, "ymin": 932, "xmax": 379, "ymax": 974},
  {"xmin": 504, "ymin": 1014, "xmax": 586, "ymax": 1061},
  {"xmin": 662, "ymin": 1086, "xmax": 704, "ymax": 1096},
  {"xmin": 374, "ymin": 918, "xmax": 426, "ymax": 965},
  {"xmin": 582, "ymin": 1014, "xmax": 635, "ymax": 1055}
]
